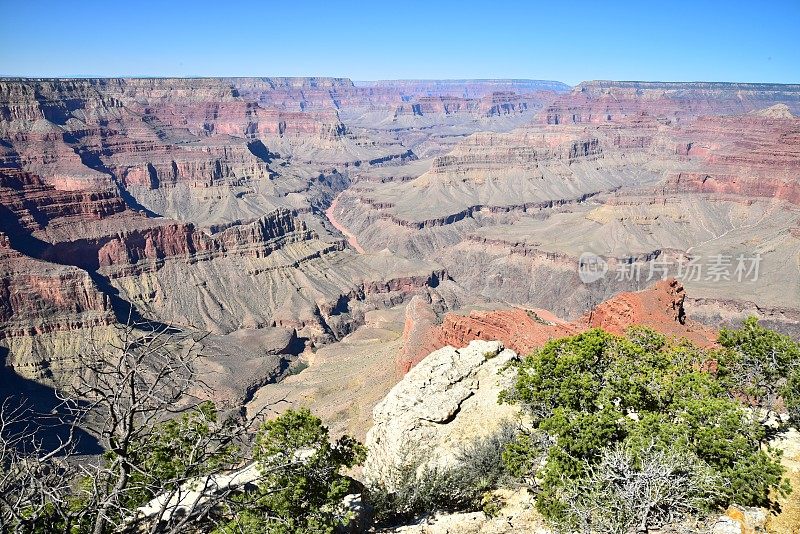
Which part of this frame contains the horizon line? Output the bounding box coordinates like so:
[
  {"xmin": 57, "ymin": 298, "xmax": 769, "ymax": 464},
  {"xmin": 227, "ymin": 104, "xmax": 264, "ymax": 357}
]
[{"xmin": 1, "ymin": 75, "xmax": 800, "ymax": 87}]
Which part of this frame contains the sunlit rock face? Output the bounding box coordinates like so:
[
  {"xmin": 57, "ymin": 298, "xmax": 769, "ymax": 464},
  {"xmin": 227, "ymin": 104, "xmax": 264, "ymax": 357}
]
[
  {"xmin": 1, "ymin": 77, "xmax": 799, "ymax": 402},
  {"xmin": 363, "ymin": 339, "xmax": 520, "ymax": 488}
]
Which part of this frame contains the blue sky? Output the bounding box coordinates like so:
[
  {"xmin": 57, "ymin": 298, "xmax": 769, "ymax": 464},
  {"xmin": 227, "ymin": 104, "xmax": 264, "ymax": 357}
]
[{"xmin": 0, "ymin": 0, "xmax": 797, "ymax": 85}]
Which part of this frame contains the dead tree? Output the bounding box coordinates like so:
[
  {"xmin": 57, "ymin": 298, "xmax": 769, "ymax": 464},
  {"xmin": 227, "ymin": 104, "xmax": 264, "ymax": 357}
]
[
  {"xmin": 559, "ymin": 441, "xmax": 721, "ymax": 534},
  {"xmin": 64, "ymin": 316, "xmax": 279, "ymax": 534},
  {"xmin": 0, "ymin": 396, "xmax": 79, "ymax": 532},
  {"xmin": 1, "ymin": 312, "xmax": 293, "ymax": 534}
]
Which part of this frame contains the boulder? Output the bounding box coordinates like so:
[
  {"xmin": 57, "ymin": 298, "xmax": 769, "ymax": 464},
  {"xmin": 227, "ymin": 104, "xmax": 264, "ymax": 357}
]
[
  {"xmin": 712, "ymin": 506, "xmax": 767, "ymax": 534},
  {"xmin": 363, "ymin": 340, "xmax": 520, "ymax": 488}
]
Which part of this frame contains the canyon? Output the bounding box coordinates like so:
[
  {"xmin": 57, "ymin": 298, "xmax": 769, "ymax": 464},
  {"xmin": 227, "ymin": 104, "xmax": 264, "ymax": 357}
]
[{"xmin": 1, "ymin": 76, "xmax": 799, "ymax": 415}]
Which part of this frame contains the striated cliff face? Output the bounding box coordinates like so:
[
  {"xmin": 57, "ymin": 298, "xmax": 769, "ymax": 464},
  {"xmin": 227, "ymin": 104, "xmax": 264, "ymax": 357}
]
[
  {"xmin": 339, "ymin": 123, "xmax": 661, "ymax": 228},
  {"xmin": 0, "ymin": 189, "xmax": 448, "ymax": 383},
  {"xmin": 0, "ymin": 169, "xmax": 126, "ymax": 234},
  {"xmin": 92, "ymin": 208, "xmax": 317, "ymax": 269},
  {"xmin": 2, "ymin": 77, "xmax": 799, "ymax": 406},
  {"xmin": 0, "ymin": 234, "xmax": 112, "ymax": 335},
  {"xmin": 342, "ymin": 80, "xmax": 566, "ymax": 120},
  {"xmin": 0, "ymin": 77, "xmax": 489, "ymax": 390},
  {"xmin": 334, "ymin": 93, "xmax": 800, "ymax": 337},
  {"xmin": 390, "ymin": 92, "xmax": 539, "ymax": 119},
  {"xmin": 0, "ymin": 232, "xmax": 117, "ymax": 380},
  {"xmin": 661, "ymin": 112, "xmax": 800, "ymax": 203},
  {"xmin": 543, "ymin": 80, "xmax": 800, "ymax": 124},
  {"xmin": 0, "ymin": 77, "xmax": 361, "ymax": 199}
]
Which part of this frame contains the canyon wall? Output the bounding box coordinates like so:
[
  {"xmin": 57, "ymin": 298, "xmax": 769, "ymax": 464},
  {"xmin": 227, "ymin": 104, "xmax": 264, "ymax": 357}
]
[{"xmin": 2, "ymin": 77, "xmax": 799, "ymax": 404}]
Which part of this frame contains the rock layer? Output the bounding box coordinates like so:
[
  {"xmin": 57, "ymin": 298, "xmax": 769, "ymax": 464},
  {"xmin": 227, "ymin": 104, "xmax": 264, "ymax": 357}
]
[
  {"xmin": 400, "ymin": 279, "xmax": 717, "ymax": 369},
  {"xmin": 2, "ymin": 77, "xmax": 800, "ymax": 404}
]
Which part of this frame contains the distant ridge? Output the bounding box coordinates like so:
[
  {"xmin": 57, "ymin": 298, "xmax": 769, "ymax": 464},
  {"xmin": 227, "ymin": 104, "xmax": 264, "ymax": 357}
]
[
  {"xmin": 0, "ymin": 76, "xmax": 355, "ymax": 88},
  {"xmin": 353, "ymin": 79, "xmax": 572, "ymax": 97},
  {"xmin": 356, "ymin": 78, "xmax": 569, "ymax": 87},
  {"xmin": 576, "ymin": 80, "xmax": 800, "ymax": 91}
]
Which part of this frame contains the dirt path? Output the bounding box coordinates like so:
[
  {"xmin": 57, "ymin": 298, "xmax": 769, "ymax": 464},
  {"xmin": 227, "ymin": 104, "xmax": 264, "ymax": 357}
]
[{"xmin": 325, "ymin": 193, "xmax": 366, "ymax": 254}]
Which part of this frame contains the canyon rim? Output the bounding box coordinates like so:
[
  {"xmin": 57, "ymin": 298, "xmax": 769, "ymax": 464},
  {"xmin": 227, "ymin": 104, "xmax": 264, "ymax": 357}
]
[{"xmin": 2, "ymin": 1, "xmax": 800, "ymax": 532}]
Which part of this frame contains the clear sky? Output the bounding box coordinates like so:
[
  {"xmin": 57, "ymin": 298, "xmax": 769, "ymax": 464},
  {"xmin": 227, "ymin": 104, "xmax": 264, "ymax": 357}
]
[{"xmin": 1, "ymin": 0, "xmax": 798, "ymax": 86}]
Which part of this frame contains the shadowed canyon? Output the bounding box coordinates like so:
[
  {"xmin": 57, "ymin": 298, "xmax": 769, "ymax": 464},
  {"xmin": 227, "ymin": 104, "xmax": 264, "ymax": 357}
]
[{"xmin": 1, "ymin": 77, "xmax": 799, "ymax": 416}]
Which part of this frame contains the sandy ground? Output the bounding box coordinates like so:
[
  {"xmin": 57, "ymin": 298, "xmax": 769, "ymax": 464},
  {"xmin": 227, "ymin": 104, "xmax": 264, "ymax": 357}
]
[{"xmin": 246, "ymin": 307, "xmax": 407, "ymax": 440}]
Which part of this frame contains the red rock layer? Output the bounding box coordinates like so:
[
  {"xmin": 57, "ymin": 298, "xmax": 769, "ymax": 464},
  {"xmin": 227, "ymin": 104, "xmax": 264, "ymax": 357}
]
[
  {"xmin": 580, "ymin": 279, "xmax": 717, "ymax": 345},
  {"xmin": 660, "ymin": 114, "xmax": 800, "ymax": 203},
  {"xmin": 0, "ymin": 169, "xmax": 126, "ymax": 233},
  {"xmin": 437, "ymin": 309, "xmax": 578, "ymax": 356},
  {"xmin": 0, "ymin": 233, "xmax": 114, "ymax": 340},
  {"xmin": 35, "ymin": 208, "xmax": 325, "ymax": 274},
  {"xmin": 400, "ymin": 279, "xmax": 717, "ymax": 371}
]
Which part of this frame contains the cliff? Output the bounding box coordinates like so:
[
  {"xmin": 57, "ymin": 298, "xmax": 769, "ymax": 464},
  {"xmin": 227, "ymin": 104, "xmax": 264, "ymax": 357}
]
[
  {"xmin": 3, "ymin": 76, "xmax": 799, "ymax": 405},
  {"xmin": 400, "ymin": 279, "xmax": 717, "ymax": 370},
  {"xmin": 542, "ymin": 80, "xmax": 800, "ymax": 124}
]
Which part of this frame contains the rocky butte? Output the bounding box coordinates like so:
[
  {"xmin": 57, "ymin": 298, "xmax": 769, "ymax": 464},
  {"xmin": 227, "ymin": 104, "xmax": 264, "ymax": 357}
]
[{"xmin": 1, "ymin": 76, "xmax": 799, "ymax": 400}]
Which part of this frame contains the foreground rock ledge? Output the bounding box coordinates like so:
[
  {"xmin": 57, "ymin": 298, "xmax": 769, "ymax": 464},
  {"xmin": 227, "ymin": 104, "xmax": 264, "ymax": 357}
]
[
  {"xmin": 364, "ymin": 339, "xmax": 520, "ymax": 488},
  {"xmin": 362, "ymin": 337, "xmax": 789, "ymax": 534}
]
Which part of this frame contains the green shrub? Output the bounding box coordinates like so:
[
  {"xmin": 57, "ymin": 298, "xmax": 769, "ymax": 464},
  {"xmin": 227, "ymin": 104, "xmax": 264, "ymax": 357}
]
[
  {"xmin": 368, "ymin": 423, "xmax": 519, "ymax": 527},
  {"xmin": 216, "ymin": 408, "xmax": 366, "ymax": 534},
  {"xmin": 500, "ymin": 320, "xmax": 799, "ymax": 530},
  {"xmin": 116, "ymin": 401, "xmax": 238, "ymax": 510},
  {"xmin": 719, "ymin": 316, "xmax": 800, "ymax": 430}
]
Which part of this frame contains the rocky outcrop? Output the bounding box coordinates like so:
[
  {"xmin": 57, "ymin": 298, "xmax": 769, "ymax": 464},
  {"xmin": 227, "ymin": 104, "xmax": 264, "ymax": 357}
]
[
  {"xmin": 368, "ymin": 333, "xmax": 798, "ymax": 534},
  {"xmin": 364, "ymin": 340, "xmax": 520, "ymax": 488},
  {"xmin": 399, "ymin": 279, "xmax": 717, "ymax": 369},
  {"xmin": 436, "ymin": 309, "xmax": 576, "ymax": 355},
  {"xmin": 88, "ymin": 208, "xmax": 320, "ymax": 272},
  {"xmin": 0, "ymin": 235, "xmax": 112, "ymax": 337},
  {"xmin": 581, "ymin": 278, "xmax": 717, "ymax": 343}
]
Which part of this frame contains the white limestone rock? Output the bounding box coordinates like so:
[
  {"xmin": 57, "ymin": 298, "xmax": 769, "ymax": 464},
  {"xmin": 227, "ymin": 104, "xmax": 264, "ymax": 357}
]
[{"xmin": 363, "ymin": 340, "xmax": 520, "ymax": 488}]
